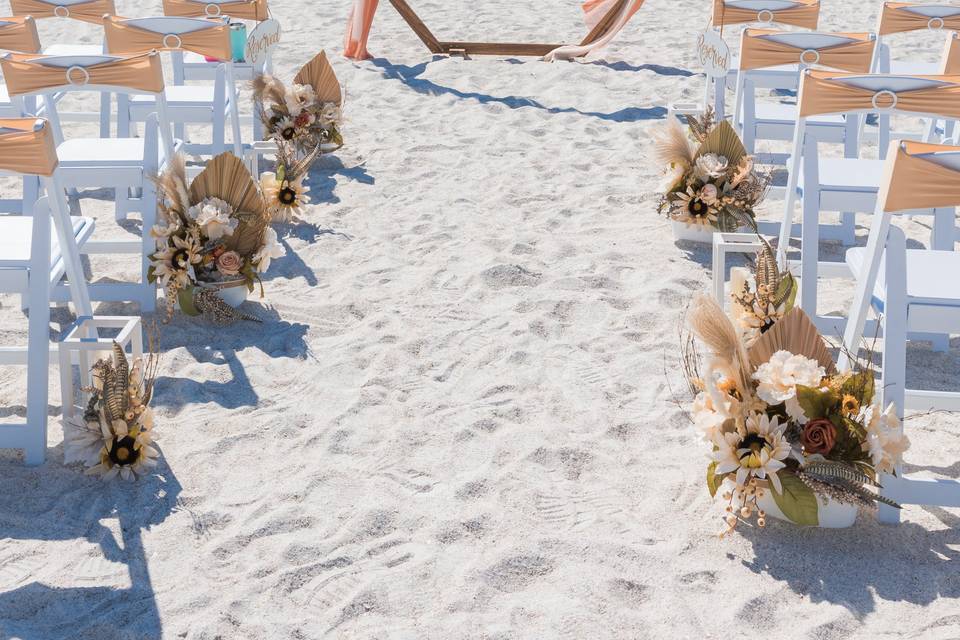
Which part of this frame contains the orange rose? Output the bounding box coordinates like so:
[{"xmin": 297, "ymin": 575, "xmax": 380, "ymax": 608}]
[{"xmin": 801, "ymin": 418, "xmax": 836, "ymax": 455}]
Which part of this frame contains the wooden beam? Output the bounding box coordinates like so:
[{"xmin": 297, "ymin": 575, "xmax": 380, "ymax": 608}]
[
  {"xmin": 388, "ymin": 0, "xmax": 443, "ymax": 53},
  {"xmin": 437, "ymin": 41, "xmax": 564, "ymax": 57},
  {"xmin": 579, "ymin": 0, "xmax": 629, "ymax": 46}
]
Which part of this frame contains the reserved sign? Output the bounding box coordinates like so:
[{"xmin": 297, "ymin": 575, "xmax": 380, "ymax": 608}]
[
  {"xmin": 245, "ymin": 19, "xmax": 282, "ymax": 66},
  {"xmin": 696, "ymin": 29, "xmax": 730, "ymax": 78}
]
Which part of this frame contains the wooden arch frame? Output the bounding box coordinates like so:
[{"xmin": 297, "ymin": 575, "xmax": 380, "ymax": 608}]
[{"xmin": 387, "ymin": 0, "xmax": 629, "ymax": 57}]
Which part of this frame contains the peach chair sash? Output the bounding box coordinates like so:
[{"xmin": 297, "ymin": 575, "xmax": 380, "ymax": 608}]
[
  {"xmin": 0, "ymin": 51, "xmax": 165, "ymax": 96},
  {"xmin": 0, "ymin": 118, "xmax": 58, "ymax": 176},
  {"xmin": 0, "ymin": 16, "xmax": 41, "ymax": 53},
  {"xmin": 880, "ymin": 140, "xmax": 960, "ymax": 212},
  {"xmin": 103, "ymin": 16, "xmax": 232, "ymax": 59},
  {"xmin": 941, "ymin": 32, "xmax": 960, "ymax": 74},
  {"xmin": 9, "ymin": 0, "xmax": 116, "ymax": 23},
  {"xmin": 878, "ymin": 2, "xmax": 960, "ymax": 36},
  {"xmin": 797, "ymin": 70, "xmax": 960, "ymax": 118},
  {"xmin": 739, "ymin": 29, "xmax": 876, "ymax": 72},
  {"xmin": 713, "ymin": 0, "xmax": 819, "ymax": 28},
  {"xmin": 161, "ymin": 0, "xmax": 268, "ymax": 21}
]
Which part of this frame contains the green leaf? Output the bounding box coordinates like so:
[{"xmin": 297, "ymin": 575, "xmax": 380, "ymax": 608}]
[
  {"xmin": 769, "ymin": 472, "xmax": 819, "ymax": 526},
  {"xmin": 276, "ymin": 163, "xmax": 286, "ymax": 183},
  {"xmin": 840, "ymin": 371, "xmax": 875, "ymax": 406},
  {"xmin": 776, "ymin": 272, "xmax": 798, "ymax": 311},
  {"xmin": 177, "ymin": 285, "xmax": 200, "ymax": 316},
  {"xmin": 706, "ymin": 461, "xmax": 720, "ymax": 498},
  {"xmin": 796, "ymin": 385, "xmax": 837, "ymax": 421}
]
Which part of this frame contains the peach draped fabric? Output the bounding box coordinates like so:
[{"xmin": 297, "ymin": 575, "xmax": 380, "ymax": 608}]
[
  {"xmin": 103, "ymin": 16, "xmax": 232, "ymax": 59},
  {"xmin": 344, "ymin": 0, "xmax": 378, "ymax": 60},
  {"xmin": 0, "ymin": 16, "xmax": 41, "ymax": 53},
  {"xmin": 162, "ymin": 0, "xmax": 269, "ymax": 21},
  {"xmin": 739, "ymin": 29, "xmax": 875, "ymax": 72},
  {"xmin": 0, "ymin": 118, "xmax": 58, "ymax": 176},
  {"xmin": 0, "ymin": 51, "xmax": 165, "ymax": 95},
  {"xmin": 881, "ymin": 140, "xmax": 960, "ymax": 212},
  {"xmin": 712, "ymin": 0, "xmax": 819, "ymax": 28},
  {"xmin": 9, "ymin": 0, "xmax": 116, "ymax": 23},
  {"xmin": 544, "ymin": 0, "xmax": 645, "ymax": 61},
  {"xmin": 797, "ymin": 70, "xmax": 960, "ymax": 118},
  {"xmin": 942, "ymin": 35, "xmax": 960, "ymax": 74},
  {"xmin": 878, "ymin": 2, "xmax": 960, "ymax": 36}
]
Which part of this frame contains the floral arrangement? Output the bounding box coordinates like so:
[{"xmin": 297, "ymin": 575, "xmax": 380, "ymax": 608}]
[
  {"xmin": 260, "ymin": 139, "xmax": 321, "ymax": 223},
  {"xmin": 656, "ymin": 109, "xmax": 769, "ymax": 232},
  {"xmin": 64, "ymin": 341, "xmax": 160, "ymax": 481},
  {"xmin": 684, "ymin": 242, "xmax": 909, "ymax": 534},
  {"xmin": 149, "ymin": 152, "xmax": 283, "ymax": 323},
  {"xmin": 253, "ymin": 50, "xmax": 344, "ymax": 155}
]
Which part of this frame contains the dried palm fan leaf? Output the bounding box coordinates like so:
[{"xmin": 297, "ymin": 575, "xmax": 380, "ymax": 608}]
[
  {"xmin": 190, "ymin": 152, "xmax": 269, "ymax": 257},
  {"xmin": 655, "ymin": 118, "xmax": 694, "ymax": 168},
  {"xmin": 294, "ymin": 50, "xmax": 341, "ymax": 106},
  {"xmin": 688, "ymin": 292, "xmax": 754, "ymax": 398},
  {"xmin": 747, "ymin": 307, "xmax": 837, "ymax": 375},
  {"xmin": 696, "ymin": 120, "xmax": 747, "ymax": 167}
]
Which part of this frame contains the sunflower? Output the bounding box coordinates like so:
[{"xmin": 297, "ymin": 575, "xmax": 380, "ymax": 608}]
[
  {"xmin": 151, "ymin": 232, "xmax": 203, "ymax": 289},
  {"xmin": 273, "ymin": 116, "xmax": 298, "ymax": 142},
  {"xmin": 260, "ymin": 171, "xmax": 310, "ymax": 222},
  {"xmin": 713, "ymin": 413, "xmax": 790, "ymax": 493},
  {"xmin": 671, "ymin": 186, "xmax": 718, "ymax": 228}
]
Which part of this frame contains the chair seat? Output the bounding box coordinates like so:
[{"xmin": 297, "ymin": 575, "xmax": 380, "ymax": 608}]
[
  {"xmin": 0, "ymin": 215, "xmax": 94, "ymax": 271},
  {"xmin": 56, "ymin": 138, "xmax": 170, "ymax": 168},
  {"xmin": 799, "ymin": 157, "xmax": 885, "ymax": 193},
  {"xmin": 846, "ymin": 247, "xmax": 960, "ymax": 308},
  {"xmin": 130, "ymin": 85, "xmax": 221, "ymax": 108},
  {"xmin": 754, "ymin": 103, "xmax": 846, "ymax": 126},
  {"xmin": 889, "ymin": 60, "xmax": 941, "ymax": 76}
]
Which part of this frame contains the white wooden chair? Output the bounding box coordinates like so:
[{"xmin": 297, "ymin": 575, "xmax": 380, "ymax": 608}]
[
  {"xmin": 8, "ymin": 0, "xmax": 118, "ymax": 137},
  {"xmin": 0, "ymin": 51, "xmax": 179, "ymax": 311},
  {"xmin": 670, "ymin": 0, "xmax": 821, "ymax": 121},
  {"xmin": 104, "ymin": 15, "xmax": 243, "ymax": 158},
  {"xmin": 876, "ymin": 1, "xmax": 960, "ymax": 76},
  {"xmin": 778, "ymin": 70, "xmax": 960, "ymax": 334},
  {"xmin": 0, "ymin": 118, "xmax": 94, "ymax": 464},
  {"xmin": 838, "ymin": 139, "xmax": 960, "ymax": 523}
]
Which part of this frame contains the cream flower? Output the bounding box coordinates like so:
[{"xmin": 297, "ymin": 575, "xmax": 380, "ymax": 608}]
[
  {"xmin": 318, "ymin": 102, "xmax": 342, "ymax": 127},
  {"xmin": 152, "ymin": 232, "xmax": 202, "ymax": 289},
  {"xmin": 699, "ymin": 183, "xmax": 719, "ymax": 205},
  {"xmin": 693, "ymin": 392, "xmax": 727, "ymax": 442},
  {"xmin": 253, "ymin": 226, "xmax": 285, "ymax": 273},
  {"xmin": 291, "ymin": 83, "xmax": 316, "ymax": 107},
  {"xmin": 694, "ymin": 153, "xmax": 729, "ymax": 179},
  {"xmin": 671, "ymin": 186, "xmax": 719, "ymax": 228},
  {"xmin": 714, "ymin": 413, "xmax": 790, "ymax": 493},
  {"xmin": 188, "ymin": 197, "xmax": 237, "ymax": 241},
  {"xmin": 862, "ymin": 403, "xmax": 910, "ymax": 474},
  {"xmin": 261, "ymin": 171, "xmax": 311, "ymax": 222},
  {"xmin": 753, "ymin": 350, "xmax": 825, "ymax": 407},
  {"xmin": 63, "ymin": 416, "xmax": 109, "ymax": 467}
]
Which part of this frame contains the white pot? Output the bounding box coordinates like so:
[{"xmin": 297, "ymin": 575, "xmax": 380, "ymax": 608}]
[
  {"xmin": 214, "ymin": 283, "xmax": 248, "ymax": 308},
  {"xmin": 718, "ymin": 478, "xmax": 858, "ymax": 529},
  {"xmin": 672, "ymin": 219, "xmax": 719, "ymax": 243}
]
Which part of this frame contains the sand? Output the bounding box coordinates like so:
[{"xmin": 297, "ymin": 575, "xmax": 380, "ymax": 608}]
[{"xmin": 0, "ymin": 1, "xmax": 959, "ymax": 638}]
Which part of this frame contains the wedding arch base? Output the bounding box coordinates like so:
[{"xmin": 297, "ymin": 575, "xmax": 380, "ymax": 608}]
[{"xmin": 386, "ymin": 0, "xmax": 630, "ymax": 57}]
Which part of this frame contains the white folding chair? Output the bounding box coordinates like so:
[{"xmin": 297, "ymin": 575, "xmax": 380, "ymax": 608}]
[
  {"xmin": 876, "ymin": 1, "xmax": 960, "ymax": 76},
  {"xmin": 778, "ymin": 70, "xmax": 960, "ymax": 333},
  {"xmin": 104, "ymin": 15, "xmax": 243, "ymax": 158},
  {"xmin": 0, "ymin": 51, "xmax": 179, "ymax": 311},
  {"xmin": 0, "ymin": 118, "xmax": 94, "ymax": 465},
  {"xmin": 8, "ymin": 0, "xmax": 118, "ymax": 136},
  {"xmin": 162, "ymin": 0, "xmax": 273, "ymax": 143},
  {"xmin": 839, "ymin": 139, "xmax": 960, "ymax": 523},
  {"xmin": 0, "ymin": 16, "xmax": 43, "ymax": 214},
  {"xmin": 671, "ymin": 0, "xmax": 821, "ymax": 121}
]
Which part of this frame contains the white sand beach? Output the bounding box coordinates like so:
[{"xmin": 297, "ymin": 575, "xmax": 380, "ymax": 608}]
[{"xmin": 1, "ymin": 1, "xmax": 959, "ymax": 638}]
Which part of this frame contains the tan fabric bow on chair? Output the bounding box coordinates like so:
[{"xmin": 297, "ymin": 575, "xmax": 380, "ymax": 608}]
[
  {"xmin": 739, "ymin": 29, "xmax": 875, "ymax": 72},
  {"xmin": 798, "ymin": 70, "xmax": 960, "ymax": 119},
  {"xmin": 0, "ymin": 118, "xmax": 57, "ymax": 176},
  {"xmin": 162, "ymin": 0, "xmax": 268, "ymax": 21},
  {"xmin": 103, "ymin": 16, "xmax": 233, "ymax": 60},
  {"xmin": 878, "ymin": 1, "xmax": 960, "ymax": 36},
  {"xmin": 713, "ymin": 0, "xmax": 820, "ymax": 28},
  {"xmin": 0, "ymin": 51, "xmax": 165, "ymax": 95},
  {"xmin": 0, "ymin": 16, "xmax": 41, "ymax": 53},
  {"xmin": 8, "ymin": 0, "xmax": 116, "ymax": 23}
]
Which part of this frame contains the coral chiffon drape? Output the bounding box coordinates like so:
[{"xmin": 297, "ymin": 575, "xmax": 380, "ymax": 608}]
[{"xmin": 343, "ymin": 0, "xmax": 643, "ymax": 61}]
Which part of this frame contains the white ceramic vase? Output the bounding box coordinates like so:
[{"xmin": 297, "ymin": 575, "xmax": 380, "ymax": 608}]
[{"xmin": 718, "ymin": 478, "xmax": 858, "ymax": 529}]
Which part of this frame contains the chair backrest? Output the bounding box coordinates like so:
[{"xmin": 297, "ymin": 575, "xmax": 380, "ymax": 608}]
[
  {"xmin": 878, "ymin": 139, "xmax": 960, "ymax": 213},
  {"xmin": 796, "ymin": 70, "xmax": 960, "ymax": 119},
  {"xmin": 162, "ymin": 0, "xmax": 269, "ymax": 21},
  {"xmin": 0, "ymin": 117, "xmax": 57, "ymax": 176},
  {"xmin": 738, "ymin": 29, "xmax": 877, "ymax": 72},
  {"xmin": 878, "ymin": 1, "xmax": 960, "ymax": 36},
  {"xmin": 0, "ymin": 51, "xmax": 165, "ymax": 96},
  {"xmin": 0, "ymin": 16, "xmax": 41, "ymax": 54},
  {"xmin": 713, "ymin": 0, "xmax": 819, "ymax": 28},
  {"xmin": 8, "ymin": 0, "xmax": 116, "ymax": 23},
  {"xmin": 103, "ymin": 15, "xmax": 232, "ymax": 60}
]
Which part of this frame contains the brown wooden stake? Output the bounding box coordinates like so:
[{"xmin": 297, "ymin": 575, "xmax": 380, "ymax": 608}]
[
  {"xmin": 387, "ymin": 0, "xmax": 443, "ymax": 53},
  {"xmin": 579, "ymin": 0, "xmax": 629, "ymax": 46}
]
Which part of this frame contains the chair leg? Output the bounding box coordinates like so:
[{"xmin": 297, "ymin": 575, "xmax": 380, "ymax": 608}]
[
  {"xmin": 141, "ymin": 181, "xmax": 158, "ymax": 313},
  {"xmin": 212, "ymin": 112, "xmax": 225, "ymax": 156},
  {"xmin": 22, "ymin": 176, "xmax": 39, "ymax": 216},
  {"xmin": 877, "ymin": 473, "xmax": 902, "ymax": 524},
  {"xmin": 799, "ymin": 189, "xmax": 820, "ymax": 318},
  {"xmin": 25, "ymin": 213, "xmax": 52, "ymax": 466}
]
